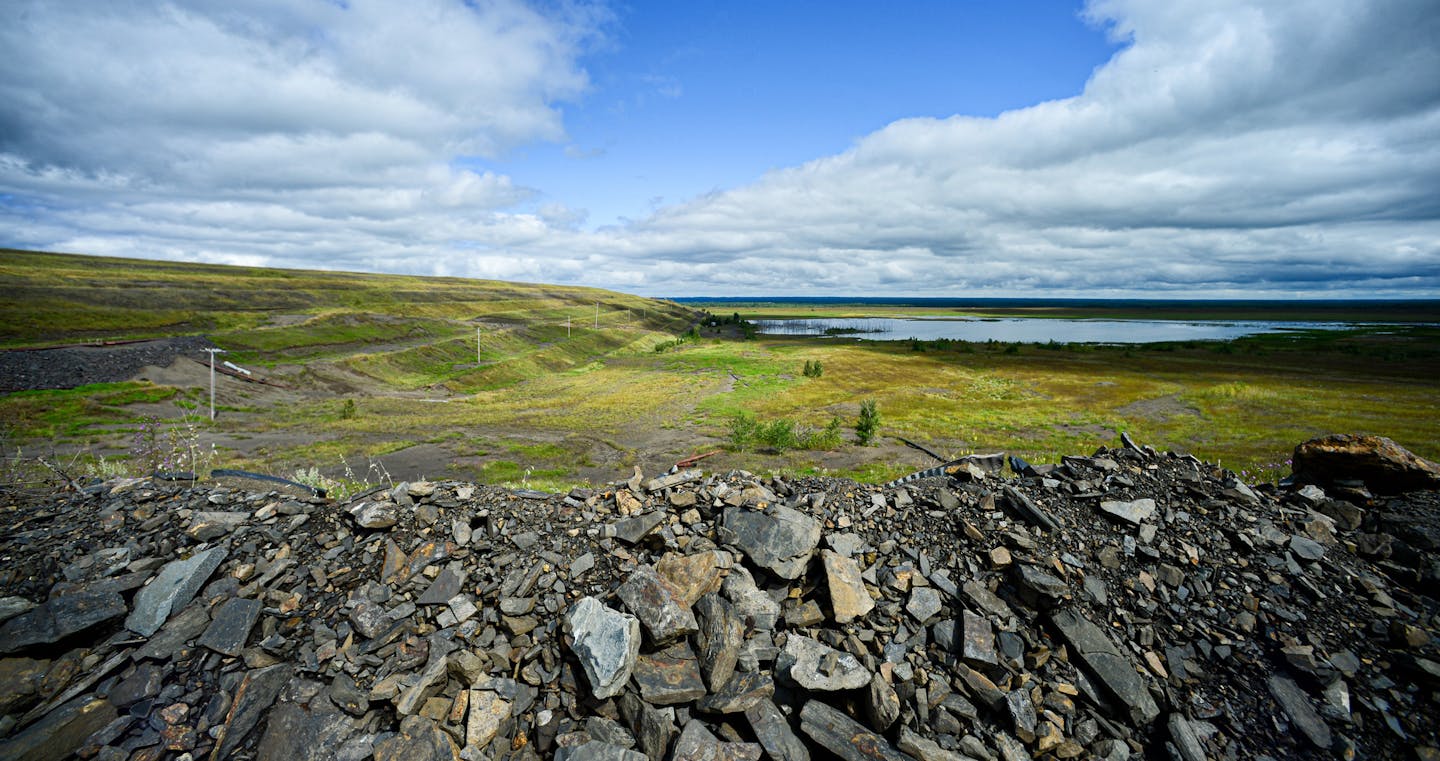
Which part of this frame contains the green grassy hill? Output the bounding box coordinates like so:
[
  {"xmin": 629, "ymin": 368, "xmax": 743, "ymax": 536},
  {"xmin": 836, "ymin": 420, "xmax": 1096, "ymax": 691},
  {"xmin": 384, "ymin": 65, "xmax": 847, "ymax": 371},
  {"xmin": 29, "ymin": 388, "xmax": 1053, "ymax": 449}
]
[{"xmin": 0, "ymin": 248, "xmax": 694, "ymax": 350}]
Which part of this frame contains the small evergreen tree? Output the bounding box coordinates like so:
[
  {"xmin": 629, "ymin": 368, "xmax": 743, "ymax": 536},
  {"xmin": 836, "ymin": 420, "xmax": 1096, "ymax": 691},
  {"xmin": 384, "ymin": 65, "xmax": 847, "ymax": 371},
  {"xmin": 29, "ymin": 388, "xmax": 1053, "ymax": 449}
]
[{"xmin": 856, "ymin": 399, "xmax": 880, "ymax": 445}]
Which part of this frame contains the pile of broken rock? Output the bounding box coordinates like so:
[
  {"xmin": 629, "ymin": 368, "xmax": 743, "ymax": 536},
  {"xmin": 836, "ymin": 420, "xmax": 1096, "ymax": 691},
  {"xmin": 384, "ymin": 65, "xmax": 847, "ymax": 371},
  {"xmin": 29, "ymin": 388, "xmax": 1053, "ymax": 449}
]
[{"xmin": 0, "ymin": 433, "xmax": 1437, "ymax": 761}]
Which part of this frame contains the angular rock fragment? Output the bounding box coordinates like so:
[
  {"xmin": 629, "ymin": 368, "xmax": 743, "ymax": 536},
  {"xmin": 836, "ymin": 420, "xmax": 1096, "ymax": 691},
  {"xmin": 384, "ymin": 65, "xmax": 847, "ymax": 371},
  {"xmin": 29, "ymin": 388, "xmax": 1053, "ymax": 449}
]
[
  {"xmin": 1293, "ymin": 433, "xmax": 1440, "ymax": 493},
  {"xmin": 0, "ymin": 589, "xmax": 127, "ymax": 653},
  {"xmin": 566, "ymin": 597, "xmax": 641, "ymax": 699},
  {"xmin": 373, "ymin": 715, "xmax": 460, "ymax": 761},
  {"xmin": 799, "ymin": 700, "xmax": 913, "ymax": 761},
  {"xmin": 656, "ymin": 550, "xmax": 730, "ymax": 605},
  {"xmin": 466, "ymin": 689, "xmax": 513, "ymax": 750},
  {"xmin": 0, "ymin": 696, "xmax": 115, "ymax": 761},
  {"xmin": 746, "ymin": 699, "xmax": 810, "ymax": 761},
  {"xmin": 210, "ymin": 664, "xmax": 291, "ymax": 760},
  {"xmin": 694, "ymin": 593, "xmax": 743, "ymax": 692},
  {"xmin": 721, "ymin": 504, "xmax": 821, "ymax": 579},
  {"xmin": 906, "ymin": 586, "xmax": 942, "ymax": 623},
  {"xmin": 823, "ymin": 549, "xmax": 874, "ymax": 624},
  {"xmin": 187, "ymin": 510, "xmax": 248, "ymax": 540},
  {"xmin": 1049, "ymin": 608, "xmax": 1159, "ymax": 726},
  {"xmin": 633, "ymin": 641, "xmax": 707, "ymax": 705},
  {"xmin": 780, "ymin": 634, "xmax": 870, "ymax": 691},
  {"xmin": 697, "ymin": 670, "xmax": 774, "ymax": 714},
  {"xmin": 198, "ymin": 596, "xmax": 262, "ymax": 656},
  {"xmin": 126, "ymin": 547, "xmax": 227, "ymax": 637},
  {"xmin": 1268, "ymin": 674, "xmax": 1333, "ymax": 750},
  {"xmin": 1098, "ymin": 498, "xmax": 1157, "ymax": 526},
  {"xmin": 617, "ymin": 564, "xmax": 698, "ymax": 645}
]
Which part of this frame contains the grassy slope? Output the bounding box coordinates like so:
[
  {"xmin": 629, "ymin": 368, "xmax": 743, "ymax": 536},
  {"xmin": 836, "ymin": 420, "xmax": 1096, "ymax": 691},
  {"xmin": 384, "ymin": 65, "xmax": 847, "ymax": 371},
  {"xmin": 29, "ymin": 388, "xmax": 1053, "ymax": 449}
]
[
  {"xmin": 0, "ymin": 248, "xmax": 692, "ymax": 350},
  {"xmin": 3, "ymin": 249, "xmax": 1436, "ymax": 488}
]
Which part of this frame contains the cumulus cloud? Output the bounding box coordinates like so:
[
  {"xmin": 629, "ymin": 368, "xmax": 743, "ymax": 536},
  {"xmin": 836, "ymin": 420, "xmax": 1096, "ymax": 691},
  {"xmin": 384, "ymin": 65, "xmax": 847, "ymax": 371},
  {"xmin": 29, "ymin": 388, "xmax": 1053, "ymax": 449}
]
[{"xmin": 1, "ymin": 0, "xmax": 1437, "ymax": 296}]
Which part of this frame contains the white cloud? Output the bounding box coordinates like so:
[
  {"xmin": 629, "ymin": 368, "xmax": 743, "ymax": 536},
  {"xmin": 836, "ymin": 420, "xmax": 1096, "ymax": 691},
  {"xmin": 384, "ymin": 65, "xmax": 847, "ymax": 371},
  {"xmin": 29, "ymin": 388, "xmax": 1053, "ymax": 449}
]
[{"xmin": 1, "ymin": 0, "xmax": 1437, "ymax": 297}]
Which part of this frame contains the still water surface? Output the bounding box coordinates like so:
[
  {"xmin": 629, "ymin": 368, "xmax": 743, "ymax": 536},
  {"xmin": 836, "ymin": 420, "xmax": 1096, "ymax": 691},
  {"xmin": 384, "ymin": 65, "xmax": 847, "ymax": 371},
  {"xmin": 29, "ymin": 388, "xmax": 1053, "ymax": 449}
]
[{"xmin": 754, "ymin": 317, "xmax": 1361, "ymax": 344}]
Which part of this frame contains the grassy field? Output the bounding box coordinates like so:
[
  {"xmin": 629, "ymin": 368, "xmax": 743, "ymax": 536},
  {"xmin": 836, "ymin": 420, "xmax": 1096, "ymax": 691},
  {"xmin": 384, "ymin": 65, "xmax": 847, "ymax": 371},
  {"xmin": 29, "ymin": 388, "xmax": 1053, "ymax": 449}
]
[{"xmin": 3, "ymin": 249, "xmax": 1437, "ymax": 492}]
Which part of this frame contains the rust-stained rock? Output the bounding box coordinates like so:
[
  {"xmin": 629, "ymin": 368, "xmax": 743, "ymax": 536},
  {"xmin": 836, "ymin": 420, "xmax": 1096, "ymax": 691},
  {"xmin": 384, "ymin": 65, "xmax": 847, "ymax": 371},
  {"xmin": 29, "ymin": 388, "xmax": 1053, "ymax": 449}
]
[{"xmin": 1293, "ymin": 434, "xmax": 1440, "ymax": 493}]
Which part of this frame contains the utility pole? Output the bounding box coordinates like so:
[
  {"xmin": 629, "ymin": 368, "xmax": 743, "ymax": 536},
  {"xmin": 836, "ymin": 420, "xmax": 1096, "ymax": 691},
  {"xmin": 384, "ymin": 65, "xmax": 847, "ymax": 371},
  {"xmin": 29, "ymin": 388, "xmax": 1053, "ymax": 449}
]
[
  {"xmin": 594, "ymin": 302, "xmax": 599, "ymax": 329},
  {"xmin": 567, "ymin": 316, "xmax": 571, "ymax": 337},
  {"xmin": 203, "ymin": 348, "xmax": 226, "ymax": 421},
  {"xmin": 476, "ymin": 326, "xmax": 482, "ymax": 364}
]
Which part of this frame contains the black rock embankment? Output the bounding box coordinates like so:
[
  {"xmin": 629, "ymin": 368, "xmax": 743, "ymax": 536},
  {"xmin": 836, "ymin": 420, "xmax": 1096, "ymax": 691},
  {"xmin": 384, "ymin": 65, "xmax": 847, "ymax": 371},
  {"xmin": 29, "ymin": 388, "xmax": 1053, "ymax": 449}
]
[
  {"xmin": 0, "ymin": 435, "xmax": 1437, "ymax": 761},
  {"xmin": 0, "ymin": 337, "xmax": 218, "ymax": 392}
]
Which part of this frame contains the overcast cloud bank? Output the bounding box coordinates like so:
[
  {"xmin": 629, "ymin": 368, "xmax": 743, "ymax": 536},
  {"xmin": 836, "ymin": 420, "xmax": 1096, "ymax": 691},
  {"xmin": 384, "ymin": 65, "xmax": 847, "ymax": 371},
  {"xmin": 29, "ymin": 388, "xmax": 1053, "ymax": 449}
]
[{"xmin": 2, "ymin": 0, "xmax": 1437, "ymax": 296}]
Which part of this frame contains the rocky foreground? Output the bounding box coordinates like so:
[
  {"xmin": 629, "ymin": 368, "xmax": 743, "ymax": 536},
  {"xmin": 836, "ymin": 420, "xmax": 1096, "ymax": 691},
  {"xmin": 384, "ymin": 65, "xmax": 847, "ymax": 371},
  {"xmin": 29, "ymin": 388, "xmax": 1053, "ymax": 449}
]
[{"xmin": 0, "ymin": 435, "xmax": 1437, "ymax": 761}]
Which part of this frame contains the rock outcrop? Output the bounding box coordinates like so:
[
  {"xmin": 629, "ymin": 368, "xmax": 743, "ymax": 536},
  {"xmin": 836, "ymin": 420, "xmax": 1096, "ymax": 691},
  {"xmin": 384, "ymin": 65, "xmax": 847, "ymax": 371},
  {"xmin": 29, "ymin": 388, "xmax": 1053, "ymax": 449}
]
[{"xmin": 0, "ymin": 439, "xmax": 1437, "ymax": 760}]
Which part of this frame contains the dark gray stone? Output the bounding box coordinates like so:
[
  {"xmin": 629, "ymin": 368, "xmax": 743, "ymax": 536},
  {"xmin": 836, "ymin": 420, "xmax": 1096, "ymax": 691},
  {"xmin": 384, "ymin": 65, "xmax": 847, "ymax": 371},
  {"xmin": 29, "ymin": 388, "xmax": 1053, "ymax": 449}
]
[
  {"xmin": 694, "ymin": 593, "xmax": 743, "ymax": 693},
  {"xmin": 1268, "ymin": 674, "xmax": 1332, "ymax": 750},
  {"xmin": 799, "ymin": 700, "xmax": 912, "ymax": 761},
  {"xmin": 211, "ymin": 663, "xmax": 292, "ymax": 760},
  {"xmin": 372, "ymin": 715, "xmax": 460, "ymax": 761},
  {"xmin": 1289, "ymin": 535, "xmax": 1326, "ymax": 561},
  {"xmin": 415, "ymin": 568, "xmax": 464, "ymax": 604},
  {"xmin": 613, "ymin": 512, "xmax": 667, "ymax": 545},
  {"xmin": 257, "ymin": 701, "xmax": 358, "ymax": 761},
  {"xmin": 697, "ymin": 670, "xmax": 774, "ymax": 714},
  {"xmin": 1001, "ymin": 485, "xmax": 1061, "ymax": 531},
  {"xmin": 745, "ymin": 699, "xmax": 810, "ymax": 761},
  {"xmin": 1049, "ymin": 608, "xmax": 1159, "ymax": 726},
  {"xmin": 126, "ymin": 546, "xmax": 226, "ymax": 637},
  {"xmin": 198, "ymin": 596, "xmax": 262, "ymax": 656},
  {"xmin": 0, "ymin": 697, "xmax": 115, "ymax": 761},
  {"xmin": 555, "ymin": 741, "xmax": 648, "ymax": 761},
  {"xmin": 0, "ymin": 589, "xmax": 127, "ymax": 653},
  {"xmin": 616, "ymin": 565, "xmax": 697, "ymax": 646},
  {"xmin": 721, "ymin": 504, "xmax": 821, "ymax": 579}
]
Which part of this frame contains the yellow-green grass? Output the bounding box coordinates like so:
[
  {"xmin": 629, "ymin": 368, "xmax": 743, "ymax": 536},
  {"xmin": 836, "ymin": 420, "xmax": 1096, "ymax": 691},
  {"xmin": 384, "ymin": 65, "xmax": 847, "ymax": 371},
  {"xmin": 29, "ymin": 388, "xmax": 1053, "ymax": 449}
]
[
  {"xmin": 0, "ymin": 381, "xmax": 182, "ymax": 439},
  {"xmin": 0, "ymin": 248, "xmax": 694, "ymax": 348}
]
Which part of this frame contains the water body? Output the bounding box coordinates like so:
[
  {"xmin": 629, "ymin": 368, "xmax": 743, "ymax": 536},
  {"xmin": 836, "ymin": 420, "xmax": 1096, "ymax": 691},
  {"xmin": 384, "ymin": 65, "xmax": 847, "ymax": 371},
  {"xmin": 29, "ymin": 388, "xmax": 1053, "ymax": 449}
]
[{"xmin": 754, "ymin": 317, "xmax": 1364, "ymax": 344}]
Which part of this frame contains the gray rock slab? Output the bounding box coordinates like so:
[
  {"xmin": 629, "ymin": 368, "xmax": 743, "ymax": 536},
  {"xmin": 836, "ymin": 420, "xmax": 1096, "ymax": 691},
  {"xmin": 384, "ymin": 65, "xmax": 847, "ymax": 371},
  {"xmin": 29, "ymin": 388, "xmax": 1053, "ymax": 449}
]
[
  {"xmin": 372, "ymin": 715, "xmax": 460, "ymax": 761},
  {"xmin": 1049, "ymin": 608, "xmax": 1159, "ymax": 726},
  {"xmin": 566, "ymin": 596, "xmax": 641, "ymax": 699},
  {"xmin": 1098, "ymin": 498, "xmax": 1157, "ymax": 526},
  {"xmin": 780, "ymin": 634, "xmax": 870, "ymax": 692},
  {"xmin": 613, "ymin": 511, "xmax": 666, "ymax": 545},
  {"xmin": 257, "ymin": 702, "xmax": 359, "ymax": 761},
  {"xmin": 211, "ymin": 663, "xmax": 292, "ymax": 760},
  {"xmin": 555, "ymin": 741, "xmax": 648, "ymax": 761},
  {"xmin": 198, "ymin": 596, "xmax": 262, "ymax": 656},
  {"xmin": 0, "ymin": 696, "xmax": 115, "ymax": 761},
  {"xmin": 799, "ymin": 700, "xmax": 913, "ymax": 761},
  {"xmin": 962, "ymin": 609, "xmax": 998, "ymax": 665},
  {"xmin": 126, "ymin": 546, "xmax": 226, "ymax": 637},
  {"xmin": 1289, "ymin": 535, "xmax": 1326, "ymax": 561},
  {"xmin": 1167, "ymin": 714, "xmax": 1208, "ymax": 761},
  {"xmin": 697, "ymin": 670, "xmax": 774, "ymax": 714},
  {"xmin": 746, "ymin": 699, "xmax": 810, "ymax": 761},
  {"xmin": 694, "ymin": 593, "xmax": 743, "ymax": 692},
  {"xmin": 616, "ymin": 564, "xmax": 697, "ymax": 646},
  {"xmin": 721, "ymin": 504, "xmax": 821, "ymax": 580},
  {"xmin": 0, "ymin": 589, "xmax": 127, "ymax": 654},
  {"xmin": 350, "ymin": 501, "xmax": 399, "ymax": 529},
  {"xmin": 133, "ymin": 600, "xmax": 211, "ymax": 661},
  {"xmin": 1268, "ymin": 674, "xmax": 1332, "ymax": 749},
  {"xmin": 186, "ymin": 510, "xmax": 248, "ymax": 541},
  {"xmin": 416, "ymin": 568, "xmax": 464, "ymax": 605},
  {"xmin": 906, "ymin": 586, "xmax": 942, "ymax": 623},
  {"xmin": 1001, "ymin": 485, "xmax": 1061, "ymax": 532}
]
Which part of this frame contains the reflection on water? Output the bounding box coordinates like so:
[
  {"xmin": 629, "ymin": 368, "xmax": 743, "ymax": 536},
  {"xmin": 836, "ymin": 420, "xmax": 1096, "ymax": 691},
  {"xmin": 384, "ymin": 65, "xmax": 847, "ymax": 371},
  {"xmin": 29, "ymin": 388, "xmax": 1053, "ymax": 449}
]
[{"xmin": 754, "ymin": 317, "xmax": 1361, "ymax": 344}]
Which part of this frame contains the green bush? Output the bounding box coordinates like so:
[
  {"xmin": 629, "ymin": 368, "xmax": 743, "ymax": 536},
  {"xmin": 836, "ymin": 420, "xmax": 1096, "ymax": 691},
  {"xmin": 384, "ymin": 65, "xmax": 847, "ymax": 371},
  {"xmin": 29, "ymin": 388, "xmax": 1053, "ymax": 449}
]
[
  {"xmin": 802, "ymin": 360, "xmax": 824, "ymax": 378},
  {"xmin": 727, "ymin": 412, "xmax": 762, "ymax": 452},
  {"xmin": 855, "ymin": 400, "xmax": 880, "ymax": 445}
]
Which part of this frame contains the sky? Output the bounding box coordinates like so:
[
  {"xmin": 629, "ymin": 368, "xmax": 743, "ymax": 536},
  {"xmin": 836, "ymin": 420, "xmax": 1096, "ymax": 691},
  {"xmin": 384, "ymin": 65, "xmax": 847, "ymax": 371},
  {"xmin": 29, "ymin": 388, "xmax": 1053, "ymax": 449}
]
[{"xmin": 1, "ymin": 0, "xmax": 1437, "ymax": 298}]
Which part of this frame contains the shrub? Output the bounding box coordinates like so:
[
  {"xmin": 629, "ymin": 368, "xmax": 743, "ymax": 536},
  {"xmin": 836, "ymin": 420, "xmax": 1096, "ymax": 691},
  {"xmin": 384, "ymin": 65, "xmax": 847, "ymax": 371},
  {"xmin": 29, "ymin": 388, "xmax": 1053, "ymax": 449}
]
[
  {"xmin": 802, "ymin": 360, "xmax": 824, "ymax": 378},
  {"xmin": 727, "ymin": 412, "xmax": 761, "ymax": 452},
  {"xmin": 855, "ymin": 400, "xmax": 880, "ymax": 445}
]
